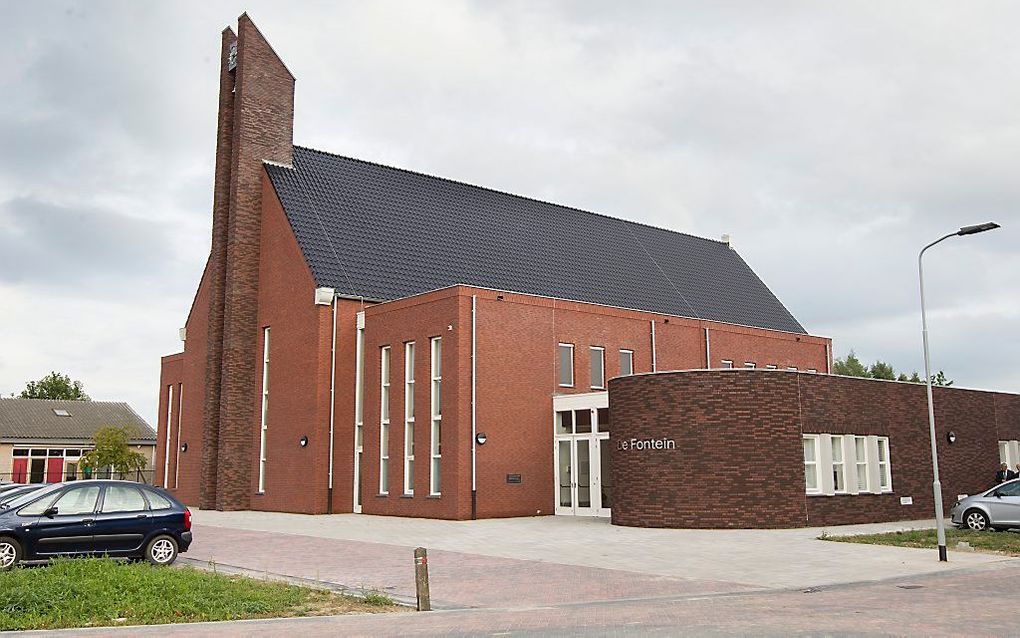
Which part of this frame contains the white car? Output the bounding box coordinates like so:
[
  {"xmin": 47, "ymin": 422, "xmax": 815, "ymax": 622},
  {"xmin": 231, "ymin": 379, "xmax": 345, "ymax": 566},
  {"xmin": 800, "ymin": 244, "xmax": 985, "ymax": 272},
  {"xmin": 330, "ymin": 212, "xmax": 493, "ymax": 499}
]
[{"xmin": 950, "ymin": 479, "xmax": 1020, "ymax": 531}]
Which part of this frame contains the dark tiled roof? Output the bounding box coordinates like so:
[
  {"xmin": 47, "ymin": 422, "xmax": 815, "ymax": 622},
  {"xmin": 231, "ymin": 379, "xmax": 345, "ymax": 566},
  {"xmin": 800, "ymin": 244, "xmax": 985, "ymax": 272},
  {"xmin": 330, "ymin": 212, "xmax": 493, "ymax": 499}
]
[
  {"xmin": 0, "ymin": 399, "xmax": 156, "ymax": 443},
  {"xmin": 266, "ymin": 146, "xmax": 807, "ymax": 334}
]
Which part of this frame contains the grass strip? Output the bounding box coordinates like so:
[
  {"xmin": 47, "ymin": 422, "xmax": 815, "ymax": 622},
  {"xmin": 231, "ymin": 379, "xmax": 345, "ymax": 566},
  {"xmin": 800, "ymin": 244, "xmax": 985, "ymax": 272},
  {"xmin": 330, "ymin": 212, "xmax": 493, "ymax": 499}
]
[
  {"xmin": 822, "ymin": 527, "xmax": 1020, "ymax": 556},
  {"xmin": 0, "ymin": 558, "xmax": 401, "ymax": 631}
]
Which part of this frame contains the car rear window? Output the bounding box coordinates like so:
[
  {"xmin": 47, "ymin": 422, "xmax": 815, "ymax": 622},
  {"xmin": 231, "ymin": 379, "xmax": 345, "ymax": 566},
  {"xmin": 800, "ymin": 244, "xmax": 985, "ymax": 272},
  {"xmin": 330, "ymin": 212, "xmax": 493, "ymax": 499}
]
[
  {"xmin": 102, "ymin": 486, "xmax": 148, "ymax": 513},
  {"xmin": 145, "ymin": 490, "xmax": 173, "ymax": 510}
]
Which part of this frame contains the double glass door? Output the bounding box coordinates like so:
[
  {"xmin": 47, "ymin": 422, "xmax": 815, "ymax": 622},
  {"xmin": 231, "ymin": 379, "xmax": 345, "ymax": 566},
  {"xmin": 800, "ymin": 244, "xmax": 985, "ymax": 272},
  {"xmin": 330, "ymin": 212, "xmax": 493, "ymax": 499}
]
[{"xmin": 554, "ymin": 403, "xmax": 611, "ymax": 517}]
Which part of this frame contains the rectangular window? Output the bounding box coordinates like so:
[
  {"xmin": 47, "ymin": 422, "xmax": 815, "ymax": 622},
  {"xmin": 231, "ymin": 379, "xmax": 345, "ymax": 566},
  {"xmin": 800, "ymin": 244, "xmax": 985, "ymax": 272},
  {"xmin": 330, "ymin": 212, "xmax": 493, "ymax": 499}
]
[
  {"xmin": 744, "ymin": 362, "xmax": 756, "ymax": 369},
  {"xmin": 803, "ymin": 435, "xmax": 821, "ymax": 494},
  {"xmin": 403, "ymin": 342, "xmax": 415, "ymax": 496},
  {"xmin": 807, "ymin": 369, "xmax": 818, "ymax": 373},
  {"xmin": 830, "ymin": 435, "xmax": 846, "ymax": 493},
  {"xmin": 430, "ymin": 337, "xmax": 442, "ymax": 495},
  {"xmin": 354, "ymin": 322, "xmax": 365, "ymax": 510},
  {"xmin": 173, "ymin": 384, "xmax": 183, "ymax": 489},
  {"xmin": 163, "ymin": 384, "xmax": 173, "ymax": 489},
  {"xmin": 1000, "ymin": 441, "xmax": 1010, "ymax": 465},
  {"xmin": 855, "ymin": 436, "xmax": 869, "ymax": 492},
  {"xmin": 765, "ymin": 364, "xmax": 777, "ymax": 370},
  {"xmin": 558, "ymin": 343, "xmax": 574, "ymax": 387},
  {"xmin": 720, "ymin": 360, "xmax": 733, "ymax": 369},
  {"xmin": 380, "ymin": 346, "xmax": 391, "ymax": 495},
  {"xmin": 619, "ymin": 350, "xmax": 634, "ymax": 376},
  {"xmin": 877, "ymin": 437, "xmax": 892, "ymax": 492},
  {"xmin": 258, "ymin": 328, "xmax": 270, "ymax": 493},
  {"xmin": 787, "ymin": 367, "xmax": 798, "ymax": 371},
  {"xmin": 590, "ymin": 346, "xmax": 605, "ymax": 389}
]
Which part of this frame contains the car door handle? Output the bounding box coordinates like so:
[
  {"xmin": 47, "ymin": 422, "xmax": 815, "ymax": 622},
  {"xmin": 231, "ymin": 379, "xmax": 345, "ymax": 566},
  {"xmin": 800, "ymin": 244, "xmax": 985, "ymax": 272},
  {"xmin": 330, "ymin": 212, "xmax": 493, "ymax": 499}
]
[
  {"xmin": 136, "ymin": 514, "xmax": 149, "ymax": 519},
  {"xmin": 82, "ymin": 519, "xmax": 94, "ymax": 526}
]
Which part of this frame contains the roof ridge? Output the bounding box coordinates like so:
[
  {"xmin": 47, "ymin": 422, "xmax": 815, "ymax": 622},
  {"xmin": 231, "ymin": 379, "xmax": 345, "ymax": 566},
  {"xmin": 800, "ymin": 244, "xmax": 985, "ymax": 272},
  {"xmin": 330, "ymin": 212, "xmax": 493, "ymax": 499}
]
[
  {"xmin": 291, "ymin": 144, "xmax": 729, "ymax": 248},
  {"xmin": 0, "ymin": 398, "xmax": 127, "ymax": 405}
]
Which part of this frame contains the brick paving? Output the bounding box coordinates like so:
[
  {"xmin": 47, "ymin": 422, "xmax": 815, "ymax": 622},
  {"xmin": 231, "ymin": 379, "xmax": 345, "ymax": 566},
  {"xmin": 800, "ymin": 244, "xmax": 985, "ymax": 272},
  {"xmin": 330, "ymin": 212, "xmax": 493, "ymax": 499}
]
[{"xmin": 184, "ymin": 524, "xmax": 756, "ymax": 608}]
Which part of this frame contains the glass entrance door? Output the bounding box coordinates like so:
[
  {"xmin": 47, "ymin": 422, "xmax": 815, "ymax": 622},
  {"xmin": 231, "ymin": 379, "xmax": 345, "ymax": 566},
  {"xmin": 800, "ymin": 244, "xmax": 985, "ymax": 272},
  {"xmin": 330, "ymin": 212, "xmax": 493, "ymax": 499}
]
[{"xmin": 554, "ymin": 402, "xmax": 610, "ymax": 517}]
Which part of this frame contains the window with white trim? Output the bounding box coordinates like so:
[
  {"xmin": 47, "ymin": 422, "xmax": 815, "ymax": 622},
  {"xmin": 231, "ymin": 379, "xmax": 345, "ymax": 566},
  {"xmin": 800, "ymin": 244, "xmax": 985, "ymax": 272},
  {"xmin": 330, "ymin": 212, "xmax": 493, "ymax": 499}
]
[
  {"xmin": 744, "ymin": 362, "xmax": 756, "ymax": 369},
  {"xmin": 558, "ymin": 343, "xmax": 574, "ymax": 387},
  {"xmin": 174, "ymin": 384, "xmax": 183, "ymax": 489},
  {"xmin": 803, "ymin": 435, "xmax": 821, "ymax": 494},
  {"xmin": 430, "ymin": 337, "xmax": 442, "ymax": 495},
  {"xmin": 787, "ymin": 367, "xmax": 798, "ymax": 371},
  {"xmin": 619, "ymin": 350, "xmax": 634, "ymax": 376},
  {"xmin": 999, "ymin": 440, "xmax": 1020, "ymax": 469},
  {"xmin": 380, "ymin": 346, "xmax": 391, "ymax": 495},
  {"xmin": 807, "ymin": 368, "xmax": 818, "ymax": 373},
  {"xmin": 258, "ymin": 327, "xmax": 270, "ymax": 493},
  {"xmin": 403, "ymin": 342, "xmax": 415, "ymax": 496},
  {"xmin": 830, "ymin": 435, "xmax": 846, "ymax": 493},
  {"xmin": 854, "ymin": 436, "xmax": 869, "ymax": 492},
  {"xmin": 163, "ymin": 384, "xmax": 173, "ymax": 488},
  {"xmin": 765, "ymin": 364, "xmax": 777, "ymax": 370},
  {"xmin": 877, "ymin": 437, "xmax": 892, "ymax": 492},
  {"xmin": 720, "ymin": 360, "xmax": 733, "ymax": 369},
  {"xmin": 590, "ymin": 346, "xmax": 605, "ymax": 389}
]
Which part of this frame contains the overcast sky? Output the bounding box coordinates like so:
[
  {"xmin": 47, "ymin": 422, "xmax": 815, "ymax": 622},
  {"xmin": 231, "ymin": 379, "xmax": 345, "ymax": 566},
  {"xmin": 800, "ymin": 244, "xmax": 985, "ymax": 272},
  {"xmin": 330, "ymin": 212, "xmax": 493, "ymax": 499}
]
[{"xmin": 1, "ymin": 1, "xmax": 1017, "ymax": 426}]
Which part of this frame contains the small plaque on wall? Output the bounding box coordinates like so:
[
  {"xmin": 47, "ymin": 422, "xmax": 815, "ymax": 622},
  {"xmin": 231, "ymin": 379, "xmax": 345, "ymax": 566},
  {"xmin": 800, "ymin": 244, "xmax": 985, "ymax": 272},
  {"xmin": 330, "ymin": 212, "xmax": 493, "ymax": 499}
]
[
  {"xmin": 900, "ymin": 496, "xmax": 913, "ymax": 506},
  {"xmin": 506, "ymin": 474, "xmax": 522, "ymax": 484}
]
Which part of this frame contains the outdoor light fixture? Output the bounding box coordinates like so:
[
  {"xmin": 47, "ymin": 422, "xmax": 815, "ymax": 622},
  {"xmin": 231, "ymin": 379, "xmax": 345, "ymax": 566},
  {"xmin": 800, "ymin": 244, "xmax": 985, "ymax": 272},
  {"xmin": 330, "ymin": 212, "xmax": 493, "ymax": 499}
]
[
  {"xmin": 475, "ymin": 432, "xmax": 487, "ymax": 445},
  {"xmin": 299, "ymin": 436, "xmax": 309, "ymax": 448},
  {"xmin": 918, "ymin": 220, "xmax": 1000, "ymax": 563},
  {"xmin": 946, "ymin": 431, "xmax": 957, "ymax": 445},
  {"xmin": 180, "ymin": 443, "xmax": 188, "ymax": 453}
]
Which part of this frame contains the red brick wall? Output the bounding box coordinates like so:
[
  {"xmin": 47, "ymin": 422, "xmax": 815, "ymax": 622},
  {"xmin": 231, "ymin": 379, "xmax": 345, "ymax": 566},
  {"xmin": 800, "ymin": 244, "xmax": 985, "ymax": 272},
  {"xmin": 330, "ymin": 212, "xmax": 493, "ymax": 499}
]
[
  {"xmin": 609, "ymin": 370, "xmax": 1019, "ymax": 528},
  {"xmin": 155, "ymin": 355, "xmax": 183, "ymax": 491}
]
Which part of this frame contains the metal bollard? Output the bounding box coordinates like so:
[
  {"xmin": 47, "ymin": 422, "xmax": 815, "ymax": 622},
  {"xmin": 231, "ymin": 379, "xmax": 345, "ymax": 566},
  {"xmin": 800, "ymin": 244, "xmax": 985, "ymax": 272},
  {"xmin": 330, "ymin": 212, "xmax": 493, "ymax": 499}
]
[{"xmin": 414, "ymin": 547, "xmax": 431, "ymax": 611}]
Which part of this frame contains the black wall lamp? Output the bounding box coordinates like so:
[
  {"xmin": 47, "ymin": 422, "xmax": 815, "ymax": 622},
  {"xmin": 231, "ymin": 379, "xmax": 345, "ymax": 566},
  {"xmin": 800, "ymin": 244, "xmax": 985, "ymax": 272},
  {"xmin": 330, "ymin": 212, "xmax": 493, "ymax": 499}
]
[
  {"xmin": 180, "ymin": 442, "xmax": 188, "ymax": 453},
  {"xmin": 946, "ymin": 431, "xmax": 957, "ymax": 445},
  {"xmin": 475, "ymin": 432, "xmax": 487, "ymax": 445},
  {"xmin": 299, "ymin": 436, "xmax": 309, "ymax": 448}
]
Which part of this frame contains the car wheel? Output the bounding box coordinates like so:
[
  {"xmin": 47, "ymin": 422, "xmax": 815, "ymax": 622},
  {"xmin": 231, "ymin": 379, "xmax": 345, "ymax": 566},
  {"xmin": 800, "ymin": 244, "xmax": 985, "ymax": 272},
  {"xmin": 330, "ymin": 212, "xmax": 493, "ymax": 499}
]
[
  {"xmin": 0, "ymin": 537, "xmax": 22, "ymax": 570},
  {"xmin": 145, "ymin": 535, "xmax": 179, "ymax": 566},
  {"xmin": 964, "ymin": 509, "xmax": 991, "ymax": 531}
]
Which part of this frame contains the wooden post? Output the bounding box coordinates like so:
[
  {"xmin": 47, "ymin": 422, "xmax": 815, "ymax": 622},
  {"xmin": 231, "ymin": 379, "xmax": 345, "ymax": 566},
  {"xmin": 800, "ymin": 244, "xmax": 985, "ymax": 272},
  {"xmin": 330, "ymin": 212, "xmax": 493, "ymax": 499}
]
[{"xmin": 414, "ymin": 547, "xmax": 431, "ymax": 611}]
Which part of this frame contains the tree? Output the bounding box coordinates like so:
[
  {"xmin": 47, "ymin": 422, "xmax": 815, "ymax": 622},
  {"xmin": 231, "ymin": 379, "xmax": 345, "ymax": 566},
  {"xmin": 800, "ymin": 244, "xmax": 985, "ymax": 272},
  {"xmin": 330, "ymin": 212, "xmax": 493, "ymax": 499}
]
[
  {"xmin": 931, "ymin": 371, "xmax": 954, "ymax": 387},
  {"xmin": 868, "ymin": 361, "xmax": 896, "ymax": 381},
  {"xmin": 18, "ymin": 371, "xmax": 90, "ymax": 401},
  {"xmin": 833, "ymin": 351, "xmax": 870, "ymax": 378},
  {"xmin": 80, "ymin": 426, "xmax": 147, "ymax": 474}
]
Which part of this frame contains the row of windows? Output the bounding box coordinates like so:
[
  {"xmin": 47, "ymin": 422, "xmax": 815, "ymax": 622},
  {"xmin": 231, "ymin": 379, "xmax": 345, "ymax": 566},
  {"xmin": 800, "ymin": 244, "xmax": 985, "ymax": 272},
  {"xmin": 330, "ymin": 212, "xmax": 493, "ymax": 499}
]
[
  {"xmin": 999, "ymin": 440, "xmax": 1020, "ymax": 469},
  {"xmin": 13, "ymin": 448, "xmax": 84, "ymax": 458},
  {"xmin": 720, "ymin": 361, "xmax": 817, "ymax": 373},
  {"xmin": 558, "ymin": 344, "xmax": 634, "ymax": 389},
  {"xmin": 803, "ymin": 434, "xmax": 891, "ymax": 496},
  {"xmin": 381, "ymin": 338, "xmax": 442, "ymax": 497}
]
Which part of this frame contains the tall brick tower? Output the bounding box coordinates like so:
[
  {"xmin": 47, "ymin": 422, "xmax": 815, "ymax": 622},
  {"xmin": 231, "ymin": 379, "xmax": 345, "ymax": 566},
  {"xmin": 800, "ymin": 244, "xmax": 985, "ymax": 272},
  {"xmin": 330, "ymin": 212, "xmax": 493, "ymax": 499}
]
[{"xmin": 200, "ymin": 14, "xmax": 295, "ymax": 510}]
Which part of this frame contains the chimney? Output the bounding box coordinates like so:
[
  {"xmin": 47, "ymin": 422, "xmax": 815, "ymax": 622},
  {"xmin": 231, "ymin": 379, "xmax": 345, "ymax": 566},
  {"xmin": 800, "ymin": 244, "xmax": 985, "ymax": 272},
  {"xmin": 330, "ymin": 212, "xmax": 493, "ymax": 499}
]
[{"xmin": 200, "ymin": 14, "xmax": 295, "ymax": 511}]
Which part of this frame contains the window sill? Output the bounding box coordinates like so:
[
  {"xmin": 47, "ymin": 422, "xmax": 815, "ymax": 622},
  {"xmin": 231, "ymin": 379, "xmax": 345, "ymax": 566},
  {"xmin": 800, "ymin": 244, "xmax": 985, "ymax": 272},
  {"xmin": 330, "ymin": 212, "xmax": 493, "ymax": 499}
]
[
  {"xmin": 427, "ymin": 494, "xmax": 441, "ymax": 499},
  {"xmin": 255, "ymin": 491, "xmax": 265, "ymax": 496},
  {"xmin": 376, "ymin": 493, "xmax": 388, "ymax": 498},
  {"xmin": 401, "ymin": 494, "xmax": 414, "ymax": 499}
]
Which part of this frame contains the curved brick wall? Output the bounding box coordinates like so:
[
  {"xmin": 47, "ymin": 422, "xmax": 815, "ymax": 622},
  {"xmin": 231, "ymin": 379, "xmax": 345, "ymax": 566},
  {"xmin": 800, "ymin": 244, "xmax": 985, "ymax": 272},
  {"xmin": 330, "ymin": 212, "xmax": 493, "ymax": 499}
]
[{"xmin": 608, "ymin": 370, "xmax": 1020, "ymax": 529}]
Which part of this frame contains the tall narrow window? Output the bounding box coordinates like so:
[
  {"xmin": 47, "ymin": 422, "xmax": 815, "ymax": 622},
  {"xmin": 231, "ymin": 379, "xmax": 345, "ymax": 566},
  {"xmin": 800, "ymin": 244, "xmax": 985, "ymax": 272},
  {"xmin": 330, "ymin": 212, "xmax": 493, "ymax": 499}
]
[
  {"xmin": 765, "ymin": 364, "xmax": 778, "ymax": 370},
  {"xmin": 380, "ymin": 346, "xmax": 391, "ymax": 495},
  {"xmin": 590, "ymin": 347, "xmax": 605, "ymax": 389},
  {"xmin": 854, "ymin": 436, "xmax": 869, "ymax": 492},
  {"xmin": 558, "ymin": 344, "xmax": 574, "ymax": 387},
  {"xmin": 830, "ymin": 435, "xmax": 846, "ymax": 493},
  {"xmin": 744, "ymin": 362, "xmax": 756, "ymax": 369},
  {"xmin": 163, "ymin": 384, "xmax": 173, "ymax": 488},
  {"xmin": 174, "ymin": 384, "xmax": 182, "ymax": 489},
  {"xmin": 877, "ymin": 437, "xmax": 892, "ymax": 491},
  {"xmin": 721, "ymin": 360, "xmax": 733, "ymax": 369},
  {"xmin": 430, "ymin": 337, "xmax": 442, "ymax": 495},
  {"xmin": 353, "ymin": 321, "xmax": 365, "ymax": 510},
  {"xmin": 803, "ymin": 435, "xmax": 820, "ymax": 494},
  {"xmin": 403, "ymin": 342, "xmax": 415, "ymax": 496},
  {"xmin": 258, "ymin": 327, "xmax": 270, "ymax": 493},
  {"xmin": 619, "ymin": 350, "xmax": 634, "ymax": 376}
]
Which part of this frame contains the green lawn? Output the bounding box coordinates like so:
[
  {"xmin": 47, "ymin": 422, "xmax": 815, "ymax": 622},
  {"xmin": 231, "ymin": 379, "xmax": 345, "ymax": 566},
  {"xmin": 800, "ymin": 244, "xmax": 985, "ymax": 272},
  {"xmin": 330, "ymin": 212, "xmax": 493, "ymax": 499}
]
[
  {"xmin": 0, "ymin": 558, "xmax": 402, "ymax": 631},
  {"xmin": 823, "ymin": 527, "xmax": 1020, "ymax": 556}
]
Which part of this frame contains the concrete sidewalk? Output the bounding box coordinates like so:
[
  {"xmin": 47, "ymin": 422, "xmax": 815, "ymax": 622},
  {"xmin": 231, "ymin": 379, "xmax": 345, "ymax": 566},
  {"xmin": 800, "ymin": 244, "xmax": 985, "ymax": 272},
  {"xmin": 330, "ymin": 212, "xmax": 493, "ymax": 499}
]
[{"xmin": 189, "ymin": 510, "xmax": 1010, "ymax": 592}]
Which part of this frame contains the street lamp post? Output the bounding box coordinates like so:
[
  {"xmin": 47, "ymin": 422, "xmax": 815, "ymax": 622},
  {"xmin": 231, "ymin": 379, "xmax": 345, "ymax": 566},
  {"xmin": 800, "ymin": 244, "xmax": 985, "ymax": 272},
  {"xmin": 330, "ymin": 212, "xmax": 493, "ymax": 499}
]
[{"xmin": 918, "ymin": 221, "xmax": 1000, "ymax": 562}]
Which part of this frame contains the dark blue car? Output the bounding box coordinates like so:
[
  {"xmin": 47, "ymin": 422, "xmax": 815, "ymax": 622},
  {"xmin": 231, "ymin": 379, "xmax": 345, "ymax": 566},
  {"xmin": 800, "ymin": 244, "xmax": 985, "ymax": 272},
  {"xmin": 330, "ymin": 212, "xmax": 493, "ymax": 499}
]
[{"xmin": 0, "ymin": 480, "xmax": 192, "ymax": 569}]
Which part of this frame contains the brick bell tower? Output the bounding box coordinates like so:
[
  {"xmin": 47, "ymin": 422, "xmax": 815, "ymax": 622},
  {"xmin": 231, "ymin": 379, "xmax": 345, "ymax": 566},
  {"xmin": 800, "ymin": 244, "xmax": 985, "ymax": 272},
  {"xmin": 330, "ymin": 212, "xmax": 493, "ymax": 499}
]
[{"xmin": 201, "ymin": 14, "xmax": 295, "ymax": 510}]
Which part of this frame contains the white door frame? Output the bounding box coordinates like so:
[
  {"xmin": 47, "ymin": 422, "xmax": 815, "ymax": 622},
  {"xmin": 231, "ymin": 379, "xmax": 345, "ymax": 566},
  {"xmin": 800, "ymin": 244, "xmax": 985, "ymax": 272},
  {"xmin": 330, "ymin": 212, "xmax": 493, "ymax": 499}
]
[{"xmin": 553, "ymin": 392, "xmax": 610, "ymax": 518}]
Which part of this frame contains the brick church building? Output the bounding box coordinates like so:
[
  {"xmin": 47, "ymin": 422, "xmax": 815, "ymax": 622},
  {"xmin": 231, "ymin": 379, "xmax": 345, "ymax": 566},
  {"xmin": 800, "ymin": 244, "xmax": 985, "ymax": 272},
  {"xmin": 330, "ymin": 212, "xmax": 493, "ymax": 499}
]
[{"xmin": 156, "ymin": 15, "xmax": 832, "ymax": 519}]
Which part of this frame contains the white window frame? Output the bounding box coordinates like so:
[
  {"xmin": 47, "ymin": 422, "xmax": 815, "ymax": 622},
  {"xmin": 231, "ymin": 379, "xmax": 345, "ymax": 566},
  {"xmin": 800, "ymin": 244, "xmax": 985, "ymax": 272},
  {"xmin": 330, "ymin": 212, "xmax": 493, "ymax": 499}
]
[
  {"xmin": 854, "ymin": 435, "xmax": 869, "ymax": 493},
  {"xmin": 353, "ymin": 320, "xmax": 365, "ymax": 511},
  {"xmin": 744, "ymin": 362, "xmax": 756, "ymax": 369},
  {"xmin": 807, "ymin": 368, "xmax": 818, "ymax": 373},
  {"xmin": 174, "ymin": 384, "xmax": 182, "ymax": 489},
  {"xmin": 803, "ymin": 434, "xmax": 821, "ymax": 495},
  {"xmin": 830, "ymin": 435, "xmax": 847, "ymax": 494},
  {"xmin": 590, "ymin": 346, "xmax": 605, "ymax": 389},
  {"xmin": 380, "ymin": 345, "xmax": 391, "ymax": 495},
  {"xmin": 258, "ymin": 327, "xmax": 270, "ymax": 493},
  {"xmin": 558, "ymin": 343, "xmax": 575, "ymax": 387},
  {"xmin": 765, "ymin": 364, "xmax": 777, "ymax": 370},
  {"xmin": 720, "ymin": 360, "xmax": 733, "ymax": 369},
  {"xmin": 877, "ymin": 436, "xmax": 892, "ymax": 492},
  {"xmin": 163, "ymin": 384, "xmax": 173, "ymax": 488},
  {"xmin": 619, "ymin": 349, "xmax": 634, "ymax": 376},
  {"xmin": 430, "ymin": 337, "xmax": 442, "ymax": 496},
  {"xmin": 787, "ymin": 367, "xmax": 798, "ymax": 371},
  {"xmin": 403, "ymin": 342, "xmax": 415, "ymax": 496}
]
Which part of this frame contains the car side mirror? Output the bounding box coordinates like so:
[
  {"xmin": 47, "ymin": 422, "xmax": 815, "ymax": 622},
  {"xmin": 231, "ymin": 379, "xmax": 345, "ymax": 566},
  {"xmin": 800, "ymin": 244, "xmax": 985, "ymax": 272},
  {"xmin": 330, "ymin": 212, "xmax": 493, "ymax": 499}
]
[
  {"xmin": 994, "ymin": 492, "xmax": 1003, "ymax": 499},
  {"xmin": 43, "ymin": 506, "xmax": 58, "ymax": 518}
]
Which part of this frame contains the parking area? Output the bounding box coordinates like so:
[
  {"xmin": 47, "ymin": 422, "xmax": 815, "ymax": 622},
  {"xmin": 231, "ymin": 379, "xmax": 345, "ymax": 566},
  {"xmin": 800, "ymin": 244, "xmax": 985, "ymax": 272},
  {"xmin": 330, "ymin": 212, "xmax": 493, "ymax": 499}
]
[{"xmin": 184, "ymin": 511, "xmax": 1014, "ymax": 609}]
